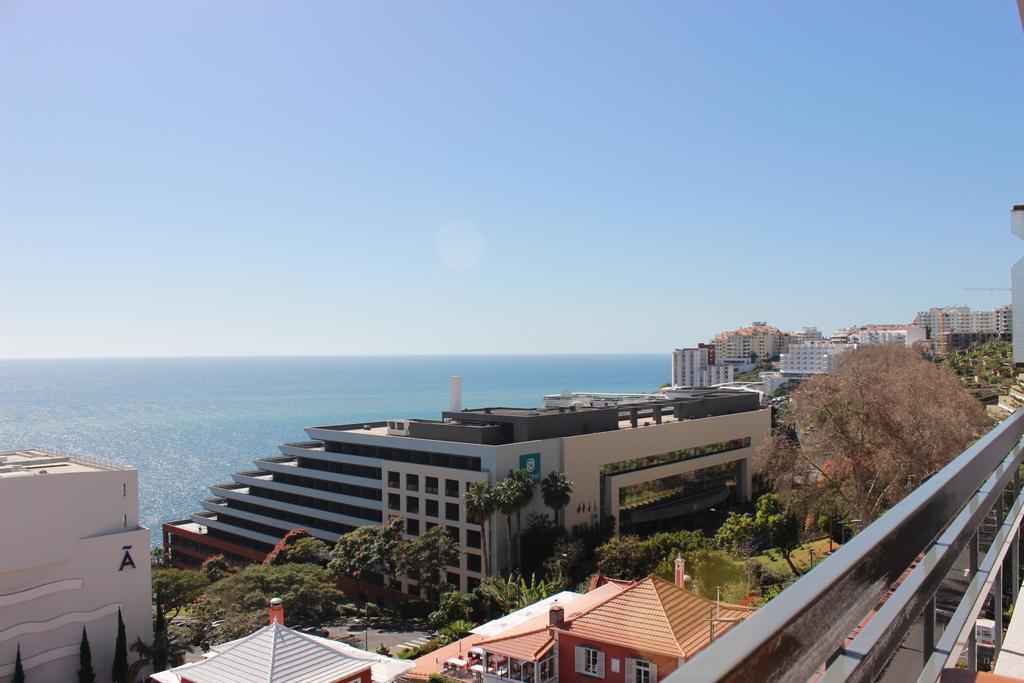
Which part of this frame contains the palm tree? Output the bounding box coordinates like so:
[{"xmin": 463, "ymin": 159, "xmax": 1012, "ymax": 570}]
[
  {"xmin": 464, "ymin": 482, "xmax": 495, "ymax": 578},
  {"xmin": 508, "ymin": 469, "xmax": 535, "ymax": 571},
  {"xmin": 541, "ymin": 471, "xmax": 573, "ymax": 527},
  {"xmin": 494, "ymin": 478, "xmax": 519, "ymax": 575}
]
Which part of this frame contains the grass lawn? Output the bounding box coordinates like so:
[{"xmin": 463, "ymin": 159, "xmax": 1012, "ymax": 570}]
[{"xmin": 752, "ymin": 537, "xmax": 837, "ymax": 576}]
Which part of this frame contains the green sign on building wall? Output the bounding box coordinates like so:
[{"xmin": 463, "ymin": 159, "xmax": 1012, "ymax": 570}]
[{"xmin": 520, "ymin": 452, "xmax": 541, "ymax": 484}]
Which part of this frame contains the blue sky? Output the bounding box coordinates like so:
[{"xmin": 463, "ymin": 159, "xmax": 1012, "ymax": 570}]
[{"xmin": 1, "ymin": 2, "xmax": 1022, "ymax": 358}]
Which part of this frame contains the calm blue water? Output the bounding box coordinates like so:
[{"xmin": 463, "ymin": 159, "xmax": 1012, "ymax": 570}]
[{"xmin": 0, "ymin": 355, "xmax": 666, "ymax": 544}]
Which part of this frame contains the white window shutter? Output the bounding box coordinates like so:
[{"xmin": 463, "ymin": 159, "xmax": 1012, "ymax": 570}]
[
  {"xmin": 625, "ymin": 658, "xmax": 636, "ymax": 683},
  {"xmin": 649, "ymin": 662, "xmax": 658, "ymax": 681},
  {"xmin": 597, "ymin": 651, "xmax": 606, "ymax": 678},
  {"xmin": 575, "ymin": 646, "xmax": 585, "ymax": 673}
]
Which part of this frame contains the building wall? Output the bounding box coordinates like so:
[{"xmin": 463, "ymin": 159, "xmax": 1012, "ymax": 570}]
[
  {"xmin": 560, "ymin": 410, "xmax": 771, "ymax": 531},
  {"xmin": 0, "ymin": 468, "xmax": 152, "ymax": 683},
  {"xmin": 555, "ymin": 634, "xmax": 680, "ymax": 683}
]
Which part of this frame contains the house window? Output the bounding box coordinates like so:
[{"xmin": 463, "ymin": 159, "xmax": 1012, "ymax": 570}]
[
  {"xmin": 577, "ymin": 646, "xmax": 604, "ymax": 677},
  {"xmin": 632, "ymin": 659, "xmax": 654, "ymax": 683}
]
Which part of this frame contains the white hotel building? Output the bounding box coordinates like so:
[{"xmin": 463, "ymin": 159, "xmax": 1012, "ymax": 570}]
[
  {"xmin": 165, "ymin": 384, "xmax": 771, "ymax": 596},
  {"xmin": 0, "ymin": 449, "xmax": 152, "ymax": 683},
  {"xmin": 670, "ymin": 347, "xmax": 735, "ymax": 388},
  {"xmin": 780, "ymin": 342, "xmax": 850, "ymax": 377}
]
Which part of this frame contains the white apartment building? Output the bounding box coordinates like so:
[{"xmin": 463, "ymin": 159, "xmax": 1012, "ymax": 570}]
[
  {"xmin": 671, "ymin": 347, "xmax": 735, "ymax": 388},
  {"xmin": 913, "ymin": 306, "xmax": 1013, "ymax": 338},
  {"xmin": 791, "ymin": 327, "xmax": 823, "ymax": 345},
  {"xmin": 780, "ymin": 342, "xmax": 850, "ymax": 376},
  {"xmin": 836, "ymin": 324, "xmax": 926, "ymax": 347},
  {"xmin": 0, "ymin": 449, "xmax": 152, "ymax": 683}
]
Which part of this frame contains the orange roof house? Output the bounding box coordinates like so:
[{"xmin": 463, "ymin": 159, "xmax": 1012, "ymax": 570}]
[{"xmin": 466, "ymin": 560, "xmax": 757, "ymax": 683}]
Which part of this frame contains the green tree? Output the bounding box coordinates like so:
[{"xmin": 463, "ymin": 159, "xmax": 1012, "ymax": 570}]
[
  {"xmin": 207, "ymin": 563, "xmax": 344, "ymax": 625},
  {"xmin": 78, "ymin": 627, "xmax": 96, "ymax": 683},
  {"xmin": 400, "ymin": 525, "xmax": 459, "ymax": 604},
  {"xmin": 150, "ymin": 547, "xmax": 170, "ymax": 570},
  {"xmin": 714, "ymin": 512, "xmax": 759, "ymax": 558},
  {"xmin": 595, "ymin": 535, "xmax": 661, "ymax": 580},
  {"xmin": 494, "ymin": 477, "xmax": 520, "ymax": 574},
  {"xmin": 755, "ymin": 494, "xmax": 801, "ymax": 575},
  {"xmin": 151, "ymin": 568, "xmax": 209, "ymax": 618},
  {"xmin": 541, "ymin": 471, "xmax": 573, "ymax": 527},
  {"xmin": 543, "ymin": 538, "xmax": 586, "ymax": 588},
  {"xmin": 329, "ymin": 516, "xmax": 406, "ymax": 586},
  {"xmin": 12, "ymin": 645, "xmax": 24, "ymax": 683},
  {"xmin": 112, "ymin": 608, "xmax": 128, "ymax": 683},
  {"xmin": 464, "ymin": 481, "xmax": 496, "ymax": 579},
  {"xmin": 264, "ymin": 528, "xmax": 316, "ymax": 565},
  {"xmin": 474, "ymin": 575, "xmax": 551, "ymax": 616},
  {"xmin": 201, "ymin": 554, "xmax": 231, "ymax": 583},
  {"xmin": 286, "ymin": 537, "xmax": 330, "ymax": 566},
  {"xmin": 428, "ymin": 591, "xmax": 473, "ymax": 631},
  {"xmin": 438, "ymin": 619, "xmax": 474, "ymax": 645},
  {"xmin": 508, "ymin": 469, "xmax": 536, "ymax": 571}
]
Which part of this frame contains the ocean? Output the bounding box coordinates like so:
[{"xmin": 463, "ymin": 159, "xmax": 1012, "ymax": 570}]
[{"xmin": 0, "ymin": 355, "xmax": 666, "ymax": 544}]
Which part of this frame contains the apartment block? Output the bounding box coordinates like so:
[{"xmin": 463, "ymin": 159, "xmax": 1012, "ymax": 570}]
[
  {"xmin": 0, "ymin": 449, "xmax": 152, "ymax": 682},
  {"xmin": 670, "ymin": 347, "xmax": 735, "ymax": 388},
  {"xmin": 165, "ymin": 387, "xmax": 770, "ymax": 595},
  {"xmin": 711, "ymin": 322, "xmax": 788, "ymax": 363},
  {"xmin": 779, "ymin": 342, "xmax": 850, "ymax": 376}
]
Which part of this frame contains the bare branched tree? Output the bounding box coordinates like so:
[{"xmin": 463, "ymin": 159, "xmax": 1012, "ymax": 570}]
[{"xmin": 757, "ymin": 344, "xmax": 991, "ymax": 525}]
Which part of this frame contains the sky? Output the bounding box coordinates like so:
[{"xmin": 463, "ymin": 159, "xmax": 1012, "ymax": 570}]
[{"xmin": 1, "ymin": 2, "xmax": 1022, "ymax": 358}]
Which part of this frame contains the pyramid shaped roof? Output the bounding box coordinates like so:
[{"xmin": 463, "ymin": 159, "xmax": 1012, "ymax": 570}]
[{"xmin": 152, "ymin": 622, "xmax": 404, "ymax": 683}]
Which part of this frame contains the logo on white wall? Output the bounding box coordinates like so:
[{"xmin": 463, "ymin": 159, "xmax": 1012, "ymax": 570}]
[{"xmin": 119, "ymin": 545, "xmax": 136, "ymax": 571}]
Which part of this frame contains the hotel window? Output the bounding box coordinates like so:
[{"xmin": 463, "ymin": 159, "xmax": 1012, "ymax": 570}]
[
  {"xmin": 426, "ymin": 499, "xmax": 439, "ymax": 518},
  {"xmin": 466, "ymin": 553, "xmax": 481, "ymax": 572},
  {"xmin": 446, "ymin": 526, "xmax": 460, "ymax": 544},
  {"xmin": 425, "ymin": 476, "xmax": 439, "ymax": 494},
  {"xmin": 406, "ymin": 496, "xmax": 419, "ymax": 514},
  {"xmin": 388, "ymin": 493, "xmax": 401, "ymax": 511},
  {"xmin": 446, "ymin": 571, "xmax": 460, "ymax": 589},
  {"xmin": 388, "ymin": 472, "xmax": 400, "ymax": 488},
  {"xmin": 466, "ymin": 529, "xmax": 481, "ymax": 548},
  {"xmin": 407, "ymin": 519, "xmax": 420, "ymax": 536},
  {"xmin": 446, "ymin": 503, "xmax": 460, "ymax": 522},
  {"xmin": 406, "ymin": 474, "xmax": 419, "ymax": 491},
  {"xmin": 445, "ymin": 479, "xmax": 459, "ymax": 497}
]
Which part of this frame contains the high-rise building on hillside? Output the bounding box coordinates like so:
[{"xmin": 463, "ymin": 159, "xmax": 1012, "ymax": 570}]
[
  {"xmin": 711, "ymin": 323, "xmax": 788, "ymax": 363},
  {"xmin": 780, "ymin": 342, "xmax": 850, "ymax": 376},
  {"xmin": 671, "ymin": 347, "xmax": 735, "ymax": 388}
]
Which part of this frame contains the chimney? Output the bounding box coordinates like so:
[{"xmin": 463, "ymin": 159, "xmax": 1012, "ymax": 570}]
[
  {"xmin": 549, "ymin": 605, "xmax": 564, "ymax": 627},
  {"xmin": 269, "ymin": 597, "xmax": 284, "ymax": 625},
  {"xmin": 674, "ymin": 556, "xmax": 691, "ymax": 590},
  {"xmin": 450, "ymin": 376, "xmax": 462, "ymax": 413}
]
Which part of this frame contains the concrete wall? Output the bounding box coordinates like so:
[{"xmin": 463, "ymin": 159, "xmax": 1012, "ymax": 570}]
[
  {"xmin": 0, "ymin": 468, "xmax": 152, "ymax": 683},
  {"xmin": 560, "ymin": 409, "xmax": 772, "ymax": 531}
]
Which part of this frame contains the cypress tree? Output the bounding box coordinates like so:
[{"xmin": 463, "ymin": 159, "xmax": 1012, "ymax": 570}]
[
  {"xmin": 152, "ymin": 589, "xmax": 168, "ymax": 672},
  {"xmin": 12, "ymin": 644, "xmax": 25, "ymax": 683},
  {"xmin": 111, "ymin": 608, "xmax": 128, "ymax": 683},
  {"xmin": 78, "ymin": 627, "xmax": 96, "ymax": 683}
]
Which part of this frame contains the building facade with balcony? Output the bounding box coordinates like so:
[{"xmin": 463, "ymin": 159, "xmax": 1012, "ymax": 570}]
[
  {"xmin": 779, "ymin": 342, "xmax": 850, "ymax": 377},
  {"xmin": 0, "ymin": 448, "xmax": 152, "ymax": 682},
  {"xmin": 164, "ymin": 388, "xmax": 770, "ymax": 595}
]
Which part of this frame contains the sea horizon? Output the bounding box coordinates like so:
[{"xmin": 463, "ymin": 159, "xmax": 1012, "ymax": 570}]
[{"xmin": 0, "ymin": 353, "xmax": 667, "ymax": 544}]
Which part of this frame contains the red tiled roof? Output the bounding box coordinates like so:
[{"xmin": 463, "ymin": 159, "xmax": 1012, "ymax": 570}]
[
  {"xmin": 559, "ymin": 576, "xmax": 757, "ymax": 660},
  {"xmin": 477, "ymin": 628, "xmax": 554, "ymax": 661}
]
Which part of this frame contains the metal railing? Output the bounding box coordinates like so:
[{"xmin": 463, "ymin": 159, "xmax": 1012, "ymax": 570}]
[
  {"xmin": 672, "ymin": 408, "xmax": 1024, "ymax": 683},
  {"xmin": 3, "ymin": 446, "xmax": 129, "ymax": 471}
]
